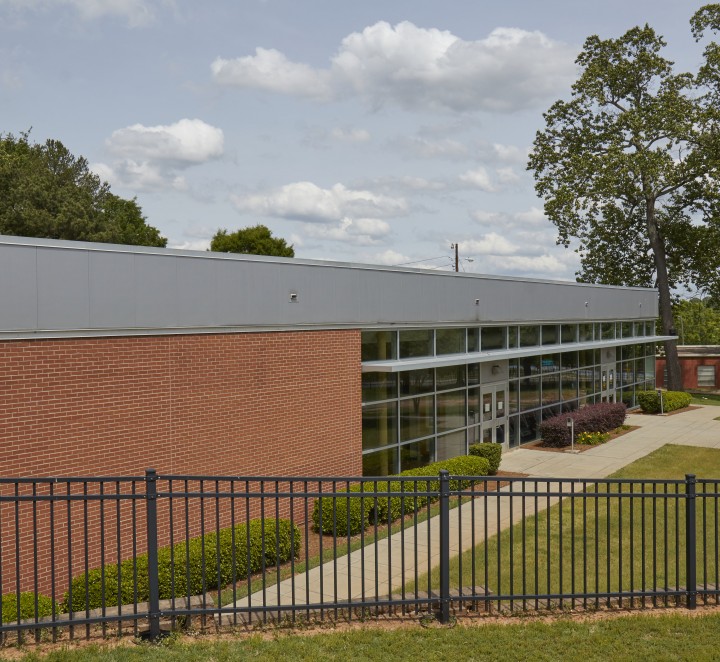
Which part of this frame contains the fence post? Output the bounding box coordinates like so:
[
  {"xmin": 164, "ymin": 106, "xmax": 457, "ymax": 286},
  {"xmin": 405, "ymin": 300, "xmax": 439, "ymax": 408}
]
[
  {"xmin": 438, "ymin": 470, "xmax": 451, "ymax": 624},
  {"xmin": 685, "ymin": 473, "xmax": 697, "ymax": 610},
  {"xmin": 145, "ymin": 468, "xmax": 162, "ymax": 639}
]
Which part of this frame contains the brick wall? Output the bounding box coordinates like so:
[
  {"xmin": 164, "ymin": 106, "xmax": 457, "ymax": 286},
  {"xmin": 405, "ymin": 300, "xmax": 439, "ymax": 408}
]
[
  {"xmin": 0, "ymin": 330, "xmax": 362, "ymax": 595},
  {"xmin": 656, "ymin": 356, "xmax": 720, "ymax": 390}
]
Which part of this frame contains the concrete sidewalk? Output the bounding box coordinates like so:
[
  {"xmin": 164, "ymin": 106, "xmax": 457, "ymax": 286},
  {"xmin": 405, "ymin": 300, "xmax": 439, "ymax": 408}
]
[{"xmin": 228, "ymin": 405, "xmax": 720, "ymax": 621}]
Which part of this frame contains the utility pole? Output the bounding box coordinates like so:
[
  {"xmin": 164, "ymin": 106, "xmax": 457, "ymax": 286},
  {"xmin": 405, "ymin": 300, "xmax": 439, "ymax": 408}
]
[{"xmin": 452, "ymin": 243, "xmax": 459, "ymax": 272}]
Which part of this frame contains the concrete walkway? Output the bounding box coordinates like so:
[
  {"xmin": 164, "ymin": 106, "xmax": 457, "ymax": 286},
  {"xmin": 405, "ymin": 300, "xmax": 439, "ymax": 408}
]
[{"xmin": 228, "ymin": 405, "xmax": 720, "ymax": 621}]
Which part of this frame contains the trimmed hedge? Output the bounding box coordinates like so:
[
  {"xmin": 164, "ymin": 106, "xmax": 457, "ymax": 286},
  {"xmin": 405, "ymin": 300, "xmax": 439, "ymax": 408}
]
[
  {"xmin": 1, "ymin": 592, "xmax": 56, "ymax": 623},
  {"xmin": 311, "ymin": 455, "xmax": 491, "ymax": 535},
  {"xmin": 63, "ymin": 518, "xmax": 300, "ymax": 613},
  {"xmin": 468, "ymin": 443, "xmax": 502, "ymax": 475},
  {"xmin": 539, "ymin": 402, "xmax": 627, "ymax": 448},
  {"xmin": 637, "ymin": 390, "xmax": 692, "ymax": 414}
]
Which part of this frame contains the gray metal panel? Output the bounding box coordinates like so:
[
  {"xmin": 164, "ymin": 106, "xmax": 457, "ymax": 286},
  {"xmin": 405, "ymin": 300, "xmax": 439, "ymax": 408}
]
[
  {"xmin": 89, "ymin": 250, "xmax": 136, "ymax": 328},
  {"xmin": 36, "ymin": 246, "xmax": 90, "ymax": 330},
  {"xmin": 0, "ymin": 235, "xmax": 660, "ymax": 336},
  {"xmin": 0, "ymin": 243, "xmax": 37, "ymax": 330}
]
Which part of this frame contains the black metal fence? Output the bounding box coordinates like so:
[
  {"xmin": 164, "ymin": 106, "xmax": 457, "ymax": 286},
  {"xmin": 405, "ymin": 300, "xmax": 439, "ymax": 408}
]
[{"xmin": 0, "ymin": 470, "xmax": 718, "ymax": 643}]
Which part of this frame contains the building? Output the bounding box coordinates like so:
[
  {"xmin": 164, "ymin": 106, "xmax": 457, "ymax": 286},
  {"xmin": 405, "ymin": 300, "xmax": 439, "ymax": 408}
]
[
  {"xmin": 0, "ymin": 235, "xmax": 666, "ymax": 480},
  {"xmin": 656, "ymin": 346, "xmax": 720, "ymax": 391}
]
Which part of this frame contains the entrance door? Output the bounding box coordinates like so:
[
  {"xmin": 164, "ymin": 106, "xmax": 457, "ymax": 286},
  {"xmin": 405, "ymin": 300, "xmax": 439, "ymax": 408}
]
[
  {"xmin": 480, "ymin": 383, "xmax": 508, "ymax": 445},
  {"xmin": 600, "ymin": 362, "xmax": 616, "ymax": 402}
]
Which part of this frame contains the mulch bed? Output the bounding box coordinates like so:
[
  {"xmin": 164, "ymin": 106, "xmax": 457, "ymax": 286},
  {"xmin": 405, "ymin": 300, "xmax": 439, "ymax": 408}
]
[
  {"xmin": 628, "ymin": 405, "xmax": 702, "ymax": 417},
  {"xmin": 524, "ymin": 425, "xmax": 640, "ymax": 454}
]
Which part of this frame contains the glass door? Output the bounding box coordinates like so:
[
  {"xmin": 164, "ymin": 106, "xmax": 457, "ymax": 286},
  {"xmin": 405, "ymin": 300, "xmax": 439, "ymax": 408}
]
[{"xmin": 481, "ymin": 384, "xmax": 508, "ymax": 445}]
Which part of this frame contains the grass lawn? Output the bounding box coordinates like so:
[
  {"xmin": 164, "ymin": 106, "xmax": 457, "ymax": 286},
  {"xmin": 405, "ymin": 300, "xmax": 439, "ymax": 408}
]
[
  {"xmin": 689, "ymin": 392, "xmax": 720, "ymax": 407},
  {"xmin": 410, "ymin": 444, "xmax": 720, "ymax": 606},
  {"xmin": 17, "ymin": 613, "xmax": 720, "ymax": 661}
]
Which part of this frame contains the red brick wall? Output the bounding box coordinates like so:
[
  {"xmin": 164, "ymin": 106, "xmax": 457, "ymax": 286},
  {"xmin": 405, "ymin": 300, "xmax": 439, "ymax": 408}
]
[
  {"xmin": 656, "ymin": 356, "xmax": 720, "ymax": 390},
  {"xmin": 0, "ymin": 330, "xmax": 362, "ymax": 595}
]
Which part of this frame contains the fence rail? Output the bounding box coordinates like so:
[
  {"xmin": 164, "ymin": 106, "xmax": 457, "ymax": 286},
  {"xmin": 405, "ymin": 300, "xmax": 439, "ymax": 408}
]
[{"xmin": 0, "ymin": 469, "xmax": 717, "ymax": 642}]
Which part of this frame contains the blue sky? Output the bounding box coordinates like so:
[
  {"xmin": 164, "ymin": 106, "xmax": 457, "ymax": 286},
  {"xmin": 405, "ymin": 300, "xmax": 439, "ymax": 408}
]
[{"xmin": 0, "ymin": 0, "xmax": 712, "ymax": 279}]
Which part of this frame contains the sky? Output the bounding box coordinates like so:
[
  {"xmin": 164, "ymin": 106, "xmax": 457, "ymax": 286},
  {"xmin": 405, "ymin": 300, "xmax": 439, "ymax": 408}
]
[{"xmin": 0, "ymin": 0, "xmax": 713, "ymax": 281}]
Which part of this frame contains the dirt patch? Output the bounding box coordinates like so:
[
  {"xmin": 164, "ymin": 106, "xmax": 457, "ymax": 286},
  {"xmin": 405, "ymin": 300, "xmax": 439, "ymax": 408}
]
[{"xmin": 525, "ymin": 425, "xmax": 640, "ymax": 454}]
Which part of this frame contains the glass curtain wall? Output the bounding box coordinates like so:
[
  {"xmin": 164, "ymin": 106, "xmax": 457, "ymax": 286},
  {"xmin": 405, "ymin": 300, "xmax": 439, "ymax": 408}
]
[{"xmin": 361, "ymin": 323, "xmax": 656, "ymax": 475}]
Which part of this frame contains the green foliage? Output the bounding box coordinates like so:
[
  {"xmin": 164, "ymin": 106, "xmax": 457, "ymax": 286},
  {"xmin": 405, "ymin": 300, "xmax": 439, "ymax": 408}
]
[
  {"xmin": 637, "ymin": 390, "xmax": 692, "ymax": 414},
  {"xmin": 210, "ymin": 224, "xmax": 294, "ymax": 257},
  {"xmin": 63, "ymin": 519, "xmax": 300, "ymax": 613},
  {"xmin": 576, "ymin": 431, "xmax": 610, "ymax": 446},
  {"xmin": 0, "ymin": 131, "xmax": 166, "ymax": 247},
  {"xmin": 527, "ymin": 13, "xmax": 720, "ymax": 389},
  {"xmin": 468, "ymin": 443, "xmax": 502, "ymax": 475},
  {"xmin": 311, "ymin": 455, "xmax": 491, "ymax": 535},
  {"xmin": 1, "ymin": 592, "xmax": 56, "ymax": 623},
  {"xmin": 673, "ymin": 298, "xmax": 720, "ymax": 345}
]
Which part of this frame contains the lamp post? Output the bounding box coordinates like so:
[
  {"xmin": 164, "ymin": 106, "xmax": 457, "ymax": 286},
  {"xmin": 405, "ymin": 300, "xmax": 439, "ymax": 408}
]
[
  {"xmin": 567, "ymin": 417, "xmax": 575, "ymax": 453},
  {"xmin": 657, "ymin": 388, "xmax": 664, "ymax": 415}
]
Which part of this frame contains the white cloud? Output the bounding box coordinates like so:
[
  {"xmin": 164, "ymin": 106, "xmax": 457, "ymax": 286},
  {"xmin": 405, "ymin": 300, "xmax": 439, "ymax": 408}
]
[
  {"xmin": 355, "ymin": 175, "xmax": 449, "ymax": 194},
  {"xmin": 460, "ymin": 233, "xmax": 517, "ymax": 256},
  {"xmin": 329, "ymin": 127, "xmax": 371, "ymax": 143},
  {"xmin": 302, "ymin": 125, "xmax": 371, "ymax": 149},
  {"xmin": 470, "ymin": 206, "xmax": 548, "ymax": 228},
  {"xmin": 0, "ymin": 0, "xmax": 170, "ymax": 26},
  {"xmin": 301, "ymin": 217, "xmax": 391, "ymax": 245},
  {"xmin": 459, "ymin": 167, "xmax": 496, "ymax": 192},
  {"xmin": 231, "ymin": 182, "xmax": 408, "ymax": 223},
  {"xmin": 212, "ymin": 21, "xmax": 578, "ymax": 113},
  {"xmin": 94, "ymin": 118, "xmax": 223, "ymax": 191},
  {"xmin": 390, "ymin": 135, "xmax": 469, "ymax": 160}
]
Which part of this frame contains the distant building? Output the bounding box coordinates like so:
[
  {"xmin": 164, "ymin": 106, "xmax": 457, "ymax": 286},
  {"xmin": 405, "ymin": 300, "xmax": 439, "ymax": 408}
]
[
  {"xmin": 656, "ymin": 346, "xmax": 720, "ymax": 391},
  {"xmin": 0, "ymin": 235, "xmax": 667, "ymax": 479}
]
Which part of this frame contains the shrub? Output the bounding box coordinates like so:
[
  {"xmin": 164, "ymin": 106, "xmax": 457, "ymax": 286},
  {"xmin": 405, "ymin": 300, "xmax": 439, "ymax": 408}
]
[
  {"xmin": 468, "ymin": 443, "xmax": 502, "ymax": 475},
  {"xmin": 576, "ymin": 431, "xmax": 610, "ymax": 446},
  {"xmin": 540, "ymin": 402, "xmax": 627, "ymax": 447},
  {"xmin": 63, "ymin": 518, "xmax": 300, "ymax": 613},
  {"xmin": 311, "ymin": 455, "xmax": 491, "ymax": 534},
  {"xmin": 1, "ymin": 592, "xmax": 56, "ymax": 623},
  {"xmin": 637, "ymin": 390, "xmax": 692, "ymax": 414}
]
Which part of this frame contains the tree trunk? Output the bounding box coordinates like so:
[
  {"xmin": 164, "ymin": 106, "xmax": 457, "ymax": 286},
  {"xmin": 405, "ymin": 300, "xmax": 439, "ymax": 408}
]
[{"xmin": 645, "ymin": 199, "xmax": 683, "ymax": 391}]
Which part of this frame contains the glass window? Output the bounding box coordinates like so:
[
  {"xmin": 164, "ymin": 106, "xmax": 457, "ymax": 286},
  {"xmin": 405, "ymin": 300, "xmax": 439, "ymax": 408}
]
[
  {"xmin": 508, "ymin": 380, "xmax": 520, "ymax": 415},
  {"xmin": 468, "ymin": 363, "xmax": 480, "ymax": 386},
  {"xmin": 467, "ymin": 328, "xmax": 480, "ymax": 353},
  {"xmin": 635, "ymin": 358, "xmax": 645, "ymax": 383},
  {"xmin": 400, "ymin": 439, "xmax": 435, "ymax": 472},
  {"xmin": 519, "ymin": 355, "xmax": 540, "ymax": 377},
  {"xmin": 698, "ymin": 366, "xmax": 716, "ymax": 387},
  {"xmin": 508, "ymin": 326, "xmax": 518, "ymax": 349},
  {"xmin": 601, "ymin": 322, "xmax": 615, "ymax": 340},
  {"xmin": 578, "ymin": 349, "xmax": 595, "ymax": 367},
  {"xmin": 481, "ymin": 326, "xmax": 506, "ymax": 351},
  {"xmin": 520, "ymin": 325, "xmax": 540, "ymax": 347},
  {"xmin": 542, "ymin": 372, "xmax": 561, "ymax": 405},
  {"xmin": 519, "ymin": 377, "xmax": 541, "ymax": 411},
  {"xmin": 400, "ymin": 395, "xmax": 434, "ymax": 442},
  {"xmin": 561, "ymin": 324, "xmax": 578, "ymax": 343},
  {"xmin": 578, "ymin": 368, "xmax": 595, "ymax": 398},
  {"xmin": 468, "ymin": 387, "xmax": 481, "ymax": 425},
  {"xmin": 436, "ymin": 365, "xmax": 465, "ymax": 391},
  {"xmin": 399, "ymin": 329, "xmax": 433, "ymax": 358},
  {"xmin": 400, "ymin": 368, "xmax": 434, "ymax": 396},
  {"xmin": 561, "ymin": 371, "xmax": 578, "ymax": 401},
  {"xmin": 436, "ymin": 430, "xmax": 467, "ymax": 462},
  {"xmin": 621, "ymin": 322, "xmax": 632, "ymax": 338},
  {"xmin": 634, "ymin": 321, "xmax": 644, "ymax": 337},
  {"xmin": 361, "ymin": 330, "xmax": 396, "ymax": 362},
  {"xmin": 482, "ymin": 391, "xmax": 492, "ymax": 422},
  {"xmin": 519, "ymin": 411, "xmax": 541, "ymax": 444},
  {"xmin": 362, "ymin": 372, "xmax": 397, "ymax": 403},
  {"xmin": 508, "ymin": 359, "xmax": 520, "ymax": 380},
  {"xmin": 579, "ymin": 323, "xmax": 593, "ymax": 342},
  {"xmin": 645, "ymin": 321, "xmax": 655, "ymax": 336},
  {"xmin": 363, "ymin": 447, "xmax": 398, "ymax": 476},
  {"xmin": 362, "ymin": 402, "xmax": 397, "ymax": 450},
  {"xmin": 467, "ymin": 424, "xmax": 482, "ymax": 446},
  {"xmin": 437, "ymin": 390, "xmax": 467, "ymax": 433},
  {"xmin": 561, "ymin": 351, "xmax": 578, "ymax": 369},
  {"xmin": 621, "ymin": 361, "xmax": 634, "ymax": 386},
  {"xmin": 541, "ymin": 354, "xmax": 560, "ymax": 373},
  {"xmin": 542, "ymin": 325, "xmax": 558, "ymax": 346},
  {"xmin": 436, "ymin": 328, "xmax": 465, "ymax": 355}
]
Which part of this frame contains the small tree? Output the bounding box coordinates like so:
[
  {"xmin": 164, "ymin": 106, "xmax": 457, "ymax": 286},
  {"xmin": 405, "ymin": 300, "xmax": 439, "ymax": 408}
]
[
  {"xmin": 210, "ymin": 224, "xmax": 294, "ymax": 257},
  {"xmin": 528, "ymin": 10, "xmax": 720, "ymax": 391},
  {"xmin": 0, "ymin": 131, "xmax": 166, "ymax": 247}
]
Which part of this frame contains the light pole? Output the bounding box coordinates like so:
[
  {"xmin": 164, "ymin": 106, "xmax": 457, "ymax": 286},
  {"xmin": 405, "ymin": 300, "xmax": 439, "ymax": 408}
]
[
  {"xmin": 657, "ymin": 388, "xmax": 664, "ymax": 415},
  {"xmin": 567, "ymin": 417, "xmax": 575, "ymax": 453}
]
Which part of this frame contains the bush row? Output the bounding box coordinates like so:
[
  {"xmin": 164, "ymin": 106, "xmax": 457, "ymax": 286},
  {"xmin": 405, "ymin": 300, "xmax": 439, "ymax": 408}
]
[
  {"xmin": 637, "ymin": 390, "xmax": 692, "ymax": 414},
  {"xmin": 63, "ymin": 518, "xmax": 300, "ymax": 613},
  {"xmin": 540, "ymin": 402, "xmax": 627, "ymax": 447},
  {"xmin": 468, "ymin": 443, "xmax": 502, "ymax": 475},
  {"xmin": 311, "ymin": 455, "xmax": 491, "ymax": 536},
  {"xmin": 1, "ymin": 592, "xmax": 56, "ymax": 623}
]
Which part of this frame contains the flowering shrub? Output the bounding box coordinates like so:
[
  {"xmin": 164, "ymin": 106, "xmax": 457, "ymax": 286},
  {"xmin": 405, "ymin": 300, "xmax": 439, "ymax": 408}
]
[
  {"xmin": 576, "ymin": 431, "xmax": 610, "ymax": 446},
  {"xmin": 540, "ymin": 402, "xmax": 627, "ymax": 447}
]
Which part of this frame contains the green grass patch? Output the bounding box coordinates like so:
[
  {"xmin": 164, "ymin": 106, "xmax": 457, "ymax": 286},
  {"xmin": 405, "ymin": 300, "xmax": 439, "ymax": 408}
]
[
  {"xmin": 689, "ymin": 392, "xmax": 720, "ymax": 407},
  {"xmin": 410, "ymin": 444, "xmax": 720, "ymax": 602},
  {"xmin": 17, "ymin": 613, "xmax": 720, "ymax": 661}
]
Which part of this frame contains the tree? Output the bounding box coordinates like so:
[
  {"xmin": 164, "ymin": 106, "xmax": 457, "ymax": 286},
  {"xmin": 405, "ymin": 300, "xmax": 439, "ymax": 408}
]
[
  {"xmin": 0, "ymin": 131, "xmax": 166, "ymax": 247},
  {"xmin": 528, "ymin": 8, "xmax": 720, "ymax": 391},
  {"xmin": 674, "ymin": 299, "xmax": 720, "ymax": 345},
  {"xmin": 210, "ymin": 224, "xmax": 294, "ymax": 257}
]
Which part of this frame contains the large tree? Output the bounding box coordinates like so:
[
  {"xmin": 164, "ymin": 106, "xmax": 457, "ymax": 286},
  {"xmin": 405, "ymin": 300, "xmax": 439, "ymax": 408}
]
[
  {"xmin": 673, "ymin": 298, "xmax": 720, "ymax": 345},
  {"xmin": 210, "ymin": 224, "xmax": 294, "ymax": 257},
  {"xmin": 528, "ymin": 7, "xmax": 720, "ymax": 391},
  {"xmin": 0, "ymin": 131, "xmax": 166, "ymax": 247}
]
